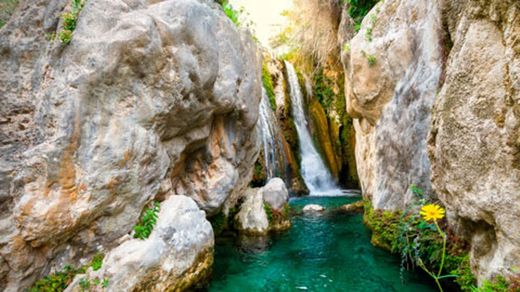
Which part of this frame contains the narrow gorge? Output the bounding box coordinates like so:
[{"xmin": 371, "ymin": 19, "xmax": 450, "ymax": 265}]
[{"xmin": 0, "ymin": 0, "xmax": 518, "ymax": 291}]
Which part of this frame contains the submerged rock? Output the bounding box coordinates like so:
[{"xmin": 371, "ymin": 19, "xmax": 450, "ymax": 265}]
[
  {"xmin": 303, "ymin": 204, "xmax": 325, "ymax": 213},
  {"xmin": 0, "ymin": 0, "xmax": 260, "ymax": 290}
]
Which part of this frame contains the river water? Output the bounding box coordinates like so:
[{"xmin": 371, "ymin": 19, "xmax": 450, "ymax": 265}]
[{"xmin": 209, "ymin": 195, "xmax": 437, "ymax": 291}]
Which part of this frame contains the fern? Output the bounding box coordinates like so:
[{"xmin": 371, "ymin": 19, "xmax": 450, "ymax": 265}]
[{"xmin": 133, "ymin": 201, "xmax": 160, "ymax": 240}]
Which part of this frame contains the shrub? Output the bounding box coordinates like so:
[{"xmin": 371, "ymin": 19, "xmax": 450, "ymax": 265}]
[
  {"xmin": 0, "ymin": 0, "xmax": 18, "ymax": 29},
  {"xmin": 58, "ymin": 0, "xmax": 85, "ymax": 45},
  {"xmin": 90, "ymin": 253, "xmax": 104, "ymax": 271},
  {"xmin": 133, "ymin": 201, "xmax": 160, "ymax": 240},
  {"xmin": 30, "ymin": 265, "xmax": 85, "ymax": 292},
  {"xmin": 342, "ymin": 43, "xmax": 351, "ymax": 54},
  {"xmin": 343, "ymin": 0, "xmax": 379, "ymax": 30},
  {"xmin": 220, "ymin": 1, "xmax": 240, "ymax": 25},
  {"xmin": 312, "ymin": 69, "xmax": 335, "ymax": 113},
  {"xmin": 59, "ymin": 30, "xmax": 73, "ymax": 44}
]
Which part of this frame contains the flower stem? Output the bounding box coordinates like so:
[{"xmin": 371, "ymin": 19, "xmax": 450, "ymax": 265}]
[{"xmin": 435, "ymin": 221, "xmax": 447, "ymax": 278}]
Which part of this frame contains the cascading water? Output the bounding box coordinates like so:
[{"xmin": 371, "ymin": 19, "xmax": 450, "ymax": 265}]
[
  {"xmin": 285, "ymin": 62, "xmax": 340, "ymax": 195},
  {"xmin": 258, "ymin": 88, "xmax": 279, "ymax": 179}
]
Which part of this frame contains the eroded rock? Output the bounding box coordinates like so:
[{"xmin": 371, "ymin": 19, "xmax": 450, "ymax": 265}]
[
  {"xmin": 66, "ymin": 195, "xmax": 213, "ymax": 292},
  {"xmin": 0, "ymin": 0, "xmax": 260, "ymax": 290},
  {"xmin": 341, "ymin": 0, "xmax": 520, "ymax": 283},
  {"xmin": 342, "ymin": 0, "xmax": 443, "ymax": 210},
  {"xmin": 429, "ymin": 0, "xmax": 520, "ymax": 281}
]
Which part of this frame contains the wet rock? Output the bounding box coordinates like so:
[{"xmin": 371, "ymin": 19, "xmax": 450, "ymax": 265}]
[
  {"xmin": 338, "ymin": 201, "xmax": 364, "ymax": 214},
  {"xmin": 303, "ymin": 204, "xmax": 325, "ymax": 213}
]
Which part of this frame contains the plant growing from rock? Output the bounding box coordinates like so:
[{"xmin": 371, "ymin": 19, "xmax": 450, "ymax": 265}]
[
  {"xmin": 133, "ymin": 201, "xmax": 160, "ymax": 240},
  {"xmin": 363, "ymin": 185, "xmax": 479, "ymax": 291},
  {"xmin": 90, "ymin": 253, "xmax": 104, "ymax": 271},
  {"xmin": 262, "ymin": 62, "xmax": 276, "ymax": 111},
  {"xmin": 59, "ymin": 0, "xmax": 85, "ymax": 44},
  {"xmin": 342, "ymin": 0, "xmax": 379, "ymax": 31},
  {"xmin": 264, "ymin": 203, "xmax": 273, "ymax": 223},
  {"xmin": 361, "ymin": 50, "xmax": 377, "ymax": 66}
]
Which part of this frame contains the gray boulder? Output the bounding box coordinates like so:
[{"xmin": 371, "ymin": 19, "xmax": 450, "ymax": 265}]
[
  {"xmin": 235, "ymin": 188, "xmax": 270, "ymax": 235},
  {"xmin": 262, "ymin": 177, "xmax": 289, "ymax": 210},
  {"xmin": 66, "ymin": 195, "xmax": 213, "ymax": 292}
]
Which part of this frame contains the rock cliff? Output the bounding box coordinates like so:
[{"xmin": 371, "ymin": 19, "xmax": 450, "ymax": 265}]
[
  {"xmin": 342, "ymin": 0, "xmax": 519, "ymax": 282},
  {"xmin": 0, "ymin": 0, "xmax": 260, "ymax": 290}
]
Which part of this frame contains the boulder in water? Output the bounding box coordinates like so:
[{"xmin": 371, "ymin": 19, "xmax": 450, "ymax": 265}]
[
  {"xmin": 338, "ymin": 201, "xmax": 364, "ymax": 214},
  {"xmin": 303, "ymin": 204, "xmax": 325, "ymax": 213},
  {"xmin": 236, "ymin": 189, "xmax": 270, "ymax": 235},
  {"xmin": 236, "ymin": 179, "xmax": 291, "ymax": 235},
  {"xmin": 262, "ymin": 178, "xmax": 289, "ymax": 211}
]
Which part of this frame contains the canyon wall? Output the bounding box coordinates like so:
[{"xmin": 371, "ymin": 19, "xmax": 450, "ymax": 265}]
[
  {"xmin": 0, "ymin": 0, "xmax": 260, "ymax": 290},
  {"xmin": 342, "ymin": 0, "xmax": 519, "ymax": 282}
]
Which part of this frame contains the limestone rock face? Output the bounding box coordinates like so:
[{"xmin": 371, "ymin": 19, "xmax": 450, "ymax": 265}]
[
  {"xmin": 0, "ymin": 0, "xmax": 260, "ymax": 290},
  {"xmin": 67, "ymin": 195, "xmax": 213, "ymax": 292},
  {"xmin": 342, "ymin": 0, "xmax": 443, "ymax": 210},
  {"xmin": 429, "ymin": 0, "xmax": 520, "ymax": 281},
  {"xmin": 341, "ymin": 0, "xmax": 520, "ymax": 283},
  {"xmin": 262, "ymin": 178, "xmax": 289, "ymax": 210}
]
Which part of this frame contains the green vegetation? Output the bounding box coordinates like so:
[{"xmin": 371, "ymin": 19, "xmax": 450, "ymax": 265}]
[
  {"xmin": 361, "ymin": 51, "xmax": 377, "ymax": 66},
  {"xmin": 342, "ymin": 43, "xmax": 351, "ymax": 54},
  {"xmin": 312, "ymin": 69, "xmax": 335, "ymax": 113},
  {"xmin": 363, "ymin": 185, "xmax": 478, "ymax": 291},
  {"xmin": 342, "ymin": 0, "xmax": 379, "ymax": 31},
  {"xmin": 133, "ymin": 201, "xmax": 160, "ymax": 240},
  {"xmin": 209, "ymin": 206, "xmax": 239, "ymax": 235},
  {"xmin": 221, "ymin": 1, "xmax": 240, "ymax": 25},
  {"xmin": 365, "ymin": 14, "xmax": 377, "ymax": 41},
  {"xmin": 90, "ymin": 253, "xmax": 104, "ymax": 271},
  {"xmin": 79, "ymin": 276, "xmax": 109, "ymax": 291},
  {"xmin": 262, "ymin": 62, "xmax": 277, "ymax": 111},
  {"xmin": 0, "ymin": 0, "xmax": 18, "ymax": 29},
  {"xmin": 30, "ymin": 253, "xmax": 107, "ymax": 291},
  {"xmin": 264, "ymin": 203, "xmax": 274, "ymax": 223},
  {"xmin": 30, "ymin": 265, "xmax": 85, "ymax": 292},
  {"xmin": 59, "ymin": 0, "xmax": 85, "ymax": 44},
  {"xmin": 476, "ymin": 275, "xmax": 520, "ymax": 292}
]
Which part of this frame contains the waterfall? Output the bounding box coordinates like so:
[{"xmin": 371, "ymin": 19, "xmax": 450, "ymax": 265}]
[
  {"xmin": 285, "ymin": 62, "xmax": 340, "ymax": 195},
  {"xmin": 258, "ymin": 88, "xmax": 280, "ymax": 179}
]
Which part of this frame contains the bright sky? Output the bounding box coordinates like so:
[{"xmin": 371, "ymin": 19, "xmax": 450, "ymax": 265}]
[{"xmin": 229, "ymin": 0, "xmax": 293, "ymax": 49}]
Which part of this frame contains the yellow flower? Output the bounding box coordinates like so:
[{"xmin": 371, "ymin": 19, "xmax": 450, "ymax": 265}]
[{"xmin": 420, "ymin": 204, "xmax": 445, "ymax": 222}]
